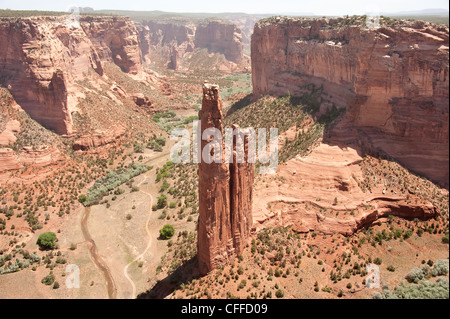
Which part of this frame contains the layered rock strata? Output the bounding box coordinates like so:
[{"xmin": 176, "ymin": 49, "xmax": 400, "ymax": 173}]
[
  {"xmin": 138, "ymin": 19, "xmax": 244, "ymax": 68},
  {"xmin": 197, "ymin": 83, "xmax": 254, "ymax": 275},
  {"xmin": 251, "ymin": 17, "xmax": 449, "ymax": 187},
  {"xmin": 0, "ymin": 15, "xmax": 143, "ymax": 135}
]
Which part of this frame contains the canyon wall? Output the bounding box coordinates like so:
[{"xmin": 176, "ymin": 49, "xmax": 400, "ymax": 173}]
[
  {"xmin": 195, "ymin": 20, "xmax": 243, "ymax": 64},
  {"xmin": 0, "ymin": 15, "xmax": 143, "ymax": 135},
  {"xmin": 197, "ymin": 83, "xmax": 254, "ymax": 275},
  {"xmin": 138, "ymin": 20, "xmax": 196, "ymax": 67},
  {"xmin": 252, "ymin": 17, "xmax": 449, "ymax": 187},
  {"xmin": 138, "ymin": 19, "xmax": 244, "ymax": 68}
]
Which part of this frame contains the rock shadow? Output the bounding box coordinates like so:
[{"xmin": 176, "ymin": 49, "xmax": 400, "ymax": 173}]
[{"xmin": 137, "ymin": 256, "xmax": 201, "ymax": 299}]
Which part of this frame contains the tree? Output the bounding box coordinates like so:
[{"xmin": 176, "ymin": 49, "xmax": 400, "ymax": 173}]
[
  {"xmin": 41, "ymin": 272, "xmax": 55, "ymax": 285},
  {"xmin": 157, "ymin": 195, "xmax": 168, "ymax": 209},
  {"xmin": 275, "ymin": 289, "xmax": 284, "ymax": 298},
  {"xmin": 78, "ymin": 195, "xmax": 87, "ymax": 204},
  {"xmin": 36, "ymin": 232, "xmax": 57, "ymax": 250},
  {"xmin": 442, "ymin": 233, "xmax": 449, "ymax": 244},
  {"xmin": 159, "ymin": 224, "xmax": 175, "ymax": 240}
]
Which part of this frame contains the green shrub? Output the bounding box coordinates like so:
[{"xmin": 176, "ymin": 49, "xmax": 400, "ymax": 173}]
[
  {"xmin": 36, "ymin": 232, "xmax": 57, "ymax": 250},
  {"xmin": 275, "ymin": 289, "xmax": 284, "ymax": 298},
  {"xmin": 133, "ymin": 143, "xmax": 144, "ymax": 153},
  {"xmin": 406, "ymin": 267, "xmax": 425, "ymax": 283},
  {"xmin": 431, "ymin": 260, "xmax": 449, "ymax": 277},
  {"xmin": 238, "ymin": 280, "xmax": 247, "ymax": 290},
  {"xmin": 157, "ymin": 195, "xmax": 168, "ymax": 209},
  {"xmin": 387, "ymin": 265, "xmax": 396, "ymax": 272},
  {"xmin": 78, "ymin": 195, "xmax": 87, "ymax": 203},
  {"xmin": 155, "ymin": 137, "xmax": 166, "ymax": 146},
  {"xmin": 159, "ymin": 224, "xmax": 175, "ymax": 240},
  {"xmin": 41, "ymin": 272, "xmax": 55, "ymax": 286}
]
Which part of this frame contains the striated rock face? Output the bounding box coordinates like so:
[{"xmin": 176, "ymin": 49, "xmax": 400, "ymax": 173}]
[
  {"xmin": 195, "ymin": 20, "xmax": 244, "ymax": 64},
  {"xmin": 253, "ymin": 144, "xmax": 438, "ymax": 237},
  {"xmin": 197, "ymin": 83, "xmax": 254, "ymax": 275},
  {"xmin": 138, "ymin": 19, "xmax": 244, "ymax": 67},
  {"xmin": 137, "ymin": 20, "xmax": 196, "ymax": 67},
  {"xmin": 0, "ymin": 15, "xmax": 143, "ymax": 135},
  {"xmin": 80, "ymin": 16, "xmax": 143, "ymax": 77},
  {"xmin": 251, "ymin": 17, "xmax": 449, "ymax": 187},
  {"xmin": 0, "ymin": 146, "xmax": 62, "ymax": 172},
  {"xmin": 73, "ymin": 125, "xmax": 126, "ymax": 151}
]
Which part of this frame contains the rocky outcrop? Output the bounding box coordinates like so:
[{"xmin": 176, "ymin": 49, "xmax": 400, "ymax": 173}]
[
  {"xmin": 0, "ymin": 119, "xmax": 20, "ymax": 146},
  {"xmin": 73, "ymin": 125, "xmax": 126, "ymax": 151},
  {"xmin": 137, "ymin": 19, "xmax": 244, "ymax": 68},
  {"xmin": 0, "ymin": 15, "xmax": 143, "ymax": 135},
  {"xmin": 197, "ymin": 83, "xmax": 254, "ymax": 275},
  {"xmin": 168, "ymin": 44, "xmax": 180, "ymax": 70},
  {"xmin": 0, "ymin": 146, "xmax": 62, "ymax": 172},
  {"xmin": 251, "ymin": 17, "xmax": 449, "ymax": 187},
  {"xmin": 252, "ymin": 143, "xmax": 438, "ymax": 236},
  {"xmin": 287, "ymin": 200, "xmax": 437, "ymax": 236}
]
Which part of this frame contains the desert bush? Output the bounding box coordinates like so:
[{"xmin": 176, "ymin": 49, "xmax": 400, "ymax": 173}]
[
  {"xmin": 36, "ymin": 232, "xmax": 57, "ymax": 250},
  {"xmin": 406, "ymin": 267, "xmax": 425, "ymax": 283},
  {"xmin": 374, "ymin": 257, "xmax": 382, "ymax": 265},
  {"xmin": 78, "ymin": 195, "xmax": 87, "ymax": 204},
  {"xmin": 431, "ymin": 260, "xmax": 449, "ymax": 277},
  {"xmin": 84, "ymin": 164, "xmax": 150, "ymax": 206},
  {"xmin": 155, "ymin": 137, "xmax": 166, "ymax": 146},
  {"xmin": 41, "ymin": 272, "xmax": 55, "ymax": 286},
  {"xmin": 387, "ymin": 265, "xmax": 396, "ymax": 272},
  {"xmin": 159, "ymin": 224, "xmax": 175, "ymax": 240},
  {"xmin": 133, "ymin": 142, "xmax": 144, "ymax": 153},
  {"xmin": 157, "ymin": 195, "xmax": 168, "ymax": 209},
  {"xmin": 373, "ymin": 278, "xmax": 449, "ymax": 299},
  {"xmin": 442, "ymin": 233, "xmax": 449, "ymax": 244}
]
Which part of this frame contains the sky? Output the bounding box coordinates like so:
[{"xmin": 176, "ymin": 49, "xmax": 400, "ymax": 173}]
[{"xmin": 0, "ymin": 0, "xmax": 449, "ymax": 16}]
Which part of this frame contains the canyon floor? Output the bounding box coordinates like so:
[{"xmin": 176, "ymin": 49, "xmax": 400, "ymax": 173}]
[{"xmin": 1, "ymin": 62, "xmax": 449, "ymax": 300}]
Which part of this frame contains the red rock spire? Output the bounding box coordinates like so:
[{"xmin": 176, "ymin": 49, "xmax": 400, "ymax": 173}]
[{"xmin": 197, "ymin": 82, "xmax": 254, "ymax": 275}]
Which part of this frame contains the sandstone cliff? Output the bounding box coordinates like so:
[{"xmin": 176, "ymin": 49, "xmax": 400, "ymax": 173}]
[
  {"xmin": 198, "ymin": 83, "xmax": 254, "ymax": 275},
  {"xmin": 251, "ymin": 17, "xmax": 449, "ymax": 187},
  {"xmin": 0, "ymin": 15, "xmax": 143, "ymax": 135},
  {"xmin": 137, "ymin": 19, "xmax": 244, "ymax": 69},
  {"xmin": 195, "ymin": 20, "xmax": 243, "ymax": 64}
]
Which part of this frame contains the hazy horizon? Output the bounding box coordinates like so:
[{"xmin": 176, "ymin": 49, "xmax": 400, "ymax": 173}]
[{"xmin": 0, "ymin": 0, "xmax": 449, "ymax": 16}]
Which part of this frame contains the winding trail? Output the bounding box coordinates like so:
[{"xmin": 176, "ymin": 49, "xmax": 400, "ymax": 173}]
[
  {"xmin": 81, "ymin": 207, "xmax": 118, "ymax": 299},
  {"xmin": 123, "ymin": 176, "xmax": 154, "ymax": 299},
  {"xmin": 79, "ymin": 146, "xmax": 173, "ymax": 299}
]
